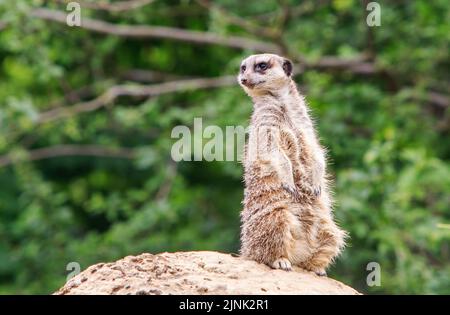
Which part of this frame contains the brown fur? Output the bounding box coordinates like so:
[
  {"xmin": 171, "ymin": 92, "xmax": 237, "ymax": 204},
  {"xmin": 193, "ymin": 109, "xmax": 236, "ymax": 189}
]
[{"xmin": 238, "ymin": 54, "xmax": 347, "ymax": 275}]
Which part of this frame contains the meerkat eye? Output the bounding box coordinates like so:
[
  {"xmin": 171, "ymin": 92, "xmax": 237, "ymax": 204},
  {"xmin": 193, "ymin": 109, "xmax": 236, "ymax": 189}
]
[
  {"xmin": 255, "ymin": 62, "xmax": 268, "ymax": 71},
  {"xmin": 241, "ymin": 65, "xmax": 246, "ymax": 72}
]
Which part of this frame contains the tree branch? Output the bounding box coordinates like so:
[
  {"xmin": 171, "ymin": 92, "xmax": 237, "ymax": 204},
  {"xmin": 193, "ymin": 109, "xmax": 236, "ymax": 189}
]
[
  {"xmin": 30, "ymin": 8, "xmax": 380, "ymax": 75},
  {"xmin": 30, "ymin": 7, "xmax": 445, "ymax": 107},
  {"xmin": 30, "ymin": 8, "xmax": 282, "ymax": 53},
  {"xmin": 412, "ymin": 91, "xmax": 449, "ymax": 108},
  {"xmin": 0, "ymin": 145, "xmax": 136, "ymax": 168},
  {"xmin": 55, "ymin": 0, "xmax": 155, "ymax": 12},
  {"xmin": 425, "ymin": 91, "xmax": 449, "ymax": 108},
  {"xmin": 250, "ymin": 0, "xmax": 329, "ymax": 22},
  {"xmin": 37, "ymin": 76, "xmax": 237, "ymax": 124},
  {"xmin": 304, "ymin": 55, "xmax": 377, "ymax": 74},
  {"xmin": 155, "ymin": 159, "xmax": 177, "ymax": 201},
  {"xmin": 195, "ymin": 0, "xmax": 278, "ymax": 39},
  {"xmin": 120, "ymin": 69, "xmax": 188, "ymax": 83}
]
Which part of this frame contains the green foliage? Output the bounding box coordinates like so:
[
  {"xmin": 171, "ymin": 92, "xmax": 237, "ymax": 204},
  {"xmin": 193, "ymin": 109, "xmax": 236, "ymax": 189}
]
[{"xmin": 0, "ymin": 0, "xmax": 448, "ymax": 294}]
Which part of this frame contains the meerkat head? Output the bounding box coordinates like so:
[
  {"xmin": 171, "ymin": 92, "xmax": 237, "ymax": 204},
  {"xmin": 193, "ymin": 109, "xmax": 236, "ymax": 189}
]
[{"xmin": 238, "ymin": 53, "xmax": 293, "ymax": 97}]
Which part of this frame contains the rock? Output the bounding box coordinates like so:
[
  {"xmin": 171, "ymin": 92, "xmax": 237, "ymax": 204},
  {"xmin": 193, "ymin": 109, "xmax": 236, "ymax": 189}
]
[{"xmin": 54, "ymin": 251, "xmax": 360, "ymax": 295}]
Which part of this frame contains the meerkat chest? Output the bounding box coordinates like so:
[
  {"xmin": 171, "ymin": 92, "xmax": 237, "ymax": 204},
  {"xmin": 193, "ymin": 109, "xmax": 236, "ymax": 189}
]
[{"xmin": 282, "ymin": 102, "xmax": 316, "ymax": 145}]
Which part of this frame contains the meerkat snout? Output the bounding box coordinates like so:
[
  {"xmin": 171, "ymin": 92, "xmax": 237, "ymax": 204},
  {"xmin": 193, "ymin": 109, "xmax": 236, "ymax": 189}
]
[{"xmin": 238, "ymin": 53, "xmax": 293, "ymax": 94}]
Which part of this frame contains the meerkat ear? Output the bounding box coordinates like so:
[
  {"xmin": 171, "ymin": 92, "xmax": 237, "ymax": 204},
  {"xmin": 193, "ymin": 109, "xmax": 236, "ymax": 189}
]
[{"xmin": 282, "ymin": 59, "xmax": 293, "ymax": 77}]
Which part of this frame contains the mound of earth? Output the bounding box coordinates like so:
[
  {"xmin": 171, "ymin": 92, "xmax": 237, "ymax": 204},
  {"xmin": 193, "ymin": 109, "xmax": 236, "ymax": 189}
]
[{"xmin": 55, "ymin": 251, "xmax": 360, "ymax": 295}]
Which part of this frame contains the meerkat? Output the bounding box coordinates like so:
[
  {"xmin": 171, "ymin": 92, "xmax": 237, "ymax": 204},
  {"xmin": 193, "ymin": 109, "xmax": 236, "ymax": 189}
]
[{"xmin": 238, "ymin": 53, "xmax": 347, "ymax": 276}]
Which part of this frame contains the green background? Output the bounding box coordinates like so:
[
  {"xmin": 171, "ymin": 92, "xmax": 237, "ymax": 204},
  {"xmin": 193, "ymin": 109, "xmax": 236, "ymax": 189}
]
[{"xmin": 0, "ymin": 0, "xmax": 449, "ymax": 294}]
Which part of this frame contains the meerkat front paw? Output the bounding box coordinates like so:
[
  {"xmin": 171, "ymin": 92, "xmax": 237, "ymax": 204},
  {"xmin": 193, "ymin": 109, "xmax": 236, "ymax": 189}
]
[
  {"xmin": 307, "ymin": 176, "xmax": 322, "ymax": 197},
  {"xmin": 303, "ymin": 182, "xmax": 321, "ymax": 198},
  {"xmin": 280, "ymin": 173, "xmax": 300, "ymax": 201},
  {"xmin": 313, "ymin": 185, "xmax": 321, "ymax": 197},
  {"xmin": 281, "ymin": 183, "xmax": 300, "ymax": 201},
  {"xmin": 271, "ymin": 258, "xmax": 292, "ymax": 271},
  {"xmin": 310, "ymin": 158, "xmax": 325, "ymax": 197}
]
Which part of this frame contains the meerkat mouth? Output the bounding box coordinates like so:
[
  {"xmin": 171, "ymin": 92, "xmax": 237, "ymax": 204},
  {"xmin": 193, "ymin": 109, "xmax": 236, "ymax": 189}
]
[{"xmin": 245, "ymin": 80, "xmax": 266, "ymax": 89}]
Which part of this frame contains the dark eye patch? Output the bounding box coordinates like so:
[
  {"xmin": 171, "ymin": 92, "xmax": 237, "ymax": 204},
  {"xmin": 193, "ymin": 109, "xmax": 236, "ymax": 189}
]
[
  {"xmin": 241, "ymin": 65, "xmax": 246, "ymax": 72},
  {"xmin": 255, "ymin": 62, "xmax": 269, "ymax": 72}
]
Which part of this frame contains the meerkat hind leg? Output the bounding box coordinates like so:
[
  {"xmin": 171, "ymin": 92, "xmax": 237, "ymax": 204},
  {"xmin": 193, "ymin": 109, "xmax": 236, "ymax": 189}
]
[
  {"xmin": 303, "ymin": 263, "xmax": 327, "ymax": 277},
  {"xmin": 271, "ymin": 257, "xmax": 292, "ymax": 271},
  {"xmin": 302, "ymin": 218, "xmax": 346, "ymax": 277}
]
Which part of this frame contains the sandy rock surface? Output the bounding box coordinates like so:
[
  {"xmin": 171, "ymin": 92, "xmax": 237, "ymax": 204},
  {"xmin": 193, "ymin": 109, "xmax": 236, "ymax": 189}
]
[{"xmin": 55, "ymin": 251, "xmax": 360, "ymax": 295}]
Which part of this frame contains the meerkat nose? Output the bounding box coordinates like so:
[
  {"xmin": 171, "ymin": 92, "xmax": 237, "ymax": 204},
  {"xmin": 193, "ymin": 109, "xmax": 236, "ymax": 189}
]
[{"xmin": 241, "ymin": 78, "xmax": 248, "ymax": 85}]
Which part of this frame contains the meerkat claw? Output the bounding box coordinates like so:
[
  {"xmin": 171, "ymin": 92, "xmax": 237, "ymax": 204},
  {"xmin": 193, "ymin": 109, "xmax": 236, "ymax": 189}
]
[
  {"xmin": 281, "ymin": 183, "xmax": 294, "ymax": 194},
  {"xmin": 271, "ymin": 258, "xmax": 292, "ymax": 271},
  {"xmin": 313, "ymin": 186, "xmax": 321, "ymax": 197},
  {"xmin": 281, "ymin": 184, "xmax": 300, "ymax": 201},
  {"xmin": 314, "ymin": 269, "xmax": 327, "ymax": 277}
]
